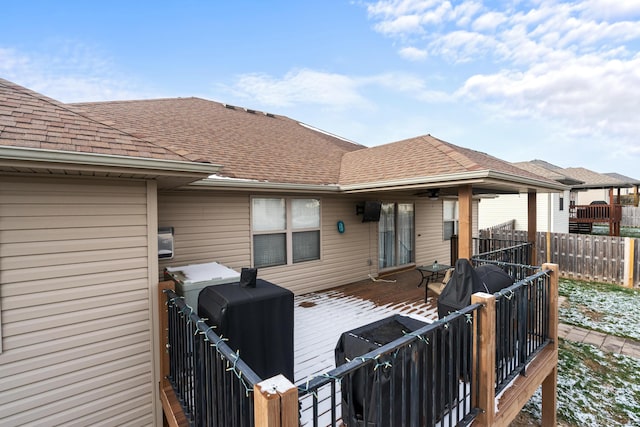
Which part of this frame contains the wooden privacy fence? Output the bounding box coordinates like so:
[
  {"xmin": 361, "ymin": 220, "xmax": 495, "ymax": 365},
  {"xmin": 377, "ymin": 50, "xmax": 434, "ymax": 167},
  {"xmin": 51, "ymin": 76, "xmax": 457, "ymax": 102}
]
[
  {"xmin": 622, "ymin": 206, "xmax": 640, "ymax": 227},
  {"xmin": 482, "ymin": 229, "xmax": 639, "ymax": 287}
]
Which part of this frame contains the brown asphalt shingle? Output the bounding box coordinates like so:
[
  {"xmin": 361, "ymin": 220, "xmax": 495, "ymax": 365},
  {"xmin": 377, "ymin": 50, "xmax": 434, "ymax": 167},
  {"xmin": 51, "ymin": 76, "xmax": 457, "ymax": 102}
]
[
  {"xmin": 339, "ymin": 134, "xmax": 558, "ymax": 186},
  {"xmin": 0, "ymin": 78, "xmax": 188, "ymax": 162},
  {"xmin": 74, "ymin": 98, "xmax": 366, "ymax": 185}
]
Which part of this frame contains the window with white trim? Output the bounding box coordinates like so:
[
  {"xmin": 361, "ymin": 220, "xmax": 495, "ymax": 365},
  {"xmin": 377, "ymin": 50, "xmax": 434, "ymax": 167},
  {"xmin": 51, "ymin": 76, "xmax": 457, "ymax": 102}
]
[
  {"xmin": 252, "ymin": 197, "xmax": 321, "ymax": 267},
  {"xmin": 443, "ymin": 200, "xmax": 459, "ymax": 240}
]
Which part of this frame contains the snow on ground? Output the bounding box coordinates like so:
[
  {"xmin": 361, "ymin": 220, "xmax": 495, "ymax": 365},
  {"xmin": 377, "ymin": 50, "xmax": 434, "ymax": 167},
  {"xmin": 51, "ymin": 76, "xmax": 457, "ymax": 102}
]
[
  {"xmin": 521, "ymin": 278, "xmax": 640, "ymax": 426},
  {"xmin": 559, "ymin": 279, "xmax": 640, "ymax": 341}
]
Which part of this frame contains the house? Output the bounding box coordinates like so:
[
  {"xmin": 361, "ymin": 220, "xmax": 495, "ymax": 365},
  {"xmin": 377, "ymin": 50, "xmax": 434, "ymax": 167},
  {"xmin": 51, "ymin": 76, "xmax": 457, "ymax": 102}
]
[
  {"xmin": 478, "ymin": 160, "xmax": 582, "ymax": 233},
  {"xmin": 603, "ymin": 173, "xmax": 640, "ymax": 206},
  {"xmin": 479, "ymin": 159, "xmax": 639, "ymax": 234},
  {"xmin": 0, "ymin": 78, "xmax": 565, "ymax": 424}
]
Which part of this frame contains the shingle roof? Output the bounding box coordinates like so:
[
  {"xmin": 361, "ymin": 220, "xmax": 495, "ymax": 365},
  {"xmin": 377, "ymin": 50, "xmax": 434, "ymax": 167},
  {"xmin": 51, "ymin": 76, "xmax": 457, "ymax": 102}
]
[
  {"xmin": 0, "ymin": 78, "xmax": 187, "ymax": 161},
  {"xmin": 74, "ymin": 98, "xmax": 365, "ymax": 185},
  {"xmin": 338, "ymin": 134, "xmax": 558, "ymax": 187},
  {"xmin": 562, "ymin": 167, "xmax": 629, "ymax": 188},
  {"xmin": 603, "ymin": 172, "xmax": 640, "ymax": 186},
  {"xmin": 514, "ymin": 161, "xmax": 584, "ymax": 186}
]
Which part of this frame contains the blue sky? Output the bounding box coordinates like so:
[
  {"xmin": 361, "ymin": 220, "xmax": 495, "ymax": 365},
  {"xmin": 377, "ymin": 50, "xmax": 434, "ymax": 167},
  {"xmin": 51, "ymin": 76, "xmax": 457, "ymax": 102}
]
[{"xmin": 2, "ymin": 1, "xmax": 639, "ymax": 179}]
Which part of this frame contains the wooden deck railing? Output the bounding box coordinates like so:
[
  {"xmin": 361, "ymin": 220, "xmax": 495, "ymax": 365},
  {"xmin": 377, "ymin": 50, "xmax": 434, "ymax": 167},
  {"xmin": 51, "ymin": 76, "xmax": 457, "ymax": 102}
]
[
  {"xmin": 158, "ymin": 263, "xmax": 559, "ymax": 427},
  {"xmin": 569, "ymin": 203, "xmax": 622, "ymax": 236}
]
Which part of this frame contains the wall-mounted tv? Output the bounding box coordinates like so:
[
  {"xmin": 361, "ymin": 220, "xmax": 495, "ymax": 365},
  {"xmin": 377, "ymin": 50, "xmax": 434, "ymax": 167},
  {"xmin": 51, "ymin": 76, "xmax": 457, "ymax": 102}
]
[{"xmin": 361, "ymin": 200, "xmax": 382, "ymax": 222}]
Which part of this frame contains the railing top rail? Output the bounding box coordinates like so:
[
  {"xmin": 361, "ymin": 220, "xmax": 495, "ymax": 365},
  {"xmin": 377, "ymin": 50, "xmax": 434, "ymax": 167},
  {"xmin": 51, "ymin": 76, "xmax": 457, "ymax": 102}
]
[
  {"xmin": 492, "ymin": 268, "xmax": 551, "ymax": 301},
  {"xmin": 297, "ymin": 303, "xmax": 482, "ymax": 394},
  {"xmin": 471, "ymin": 257, "xmax": 540, "ymax": 272},
  {"xmin": 472, "ymin": 241, "xmax": 532, "ymax": 258},
  {"xmin": 164, "ymin": 288, "xmax": 263, "ymax": 386}
]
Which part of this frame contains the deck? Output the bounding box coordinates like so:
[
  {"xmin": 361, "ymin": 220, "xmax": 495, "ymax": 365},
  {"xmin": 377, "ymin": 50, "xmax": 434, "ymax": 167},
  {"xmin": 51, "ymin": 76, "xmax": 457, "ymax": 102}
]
[{"xmin": 294, "ymin": 268, "xmax": 439, "ymax": 383}]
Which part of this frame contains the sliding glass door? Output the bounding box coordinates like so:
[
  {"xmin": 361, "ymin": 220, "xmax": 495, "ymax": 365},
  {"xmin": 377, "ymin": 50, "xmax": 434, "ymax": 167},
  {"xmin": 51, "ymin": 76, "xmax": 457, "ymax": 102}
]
[{"xmin": 379, "ymin": 203, "xmax": 414, "ymax": 269}]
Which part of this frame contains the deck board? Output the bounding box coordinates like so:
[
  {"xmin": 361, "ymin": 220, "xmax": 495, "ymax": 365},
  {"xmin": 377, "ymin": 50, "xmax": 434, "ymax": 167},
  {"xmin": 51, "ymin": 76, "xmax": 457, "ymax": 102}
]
[{"xmin": 294, "ymin": 269, "xmax": 440, "ymax": 426}]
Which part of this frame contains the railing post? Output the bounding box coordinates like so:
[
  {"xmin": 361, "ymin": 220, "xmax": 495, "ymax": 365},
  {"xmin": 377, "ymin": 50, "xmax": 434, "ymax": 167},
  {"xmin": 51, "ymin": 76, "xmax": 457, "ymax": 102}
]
[
  {"xmin": 254, "ymin": 374, "xmax": 299, "ymax": 427},
  {"xmin": 471, "ymin": 292, "xmax": 496, "ymax": 427},
  {"xmin": 541, "ymin": 263, "xmax": 559, "ymax": 426}
]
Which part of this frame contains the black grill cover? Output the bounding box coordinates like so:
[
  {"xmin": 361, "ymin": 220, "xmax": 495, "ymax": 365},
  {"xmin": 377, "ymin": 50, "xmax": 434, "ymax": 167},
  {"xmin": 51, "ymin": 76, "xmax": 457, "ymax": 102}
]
[
  {"xmin": 198, "ymin": 279, "xmax": 294, "ymax": 381},
  {"xmin": 438, "ymin": 260, "xmax": 516, "ymax": 318},
  {"xmin": 437, "ymin": 259, "xmax": 487, "ymax": 318},
  {"xmin": 475, "ymin": 264, "xmax": 515, "ymax": 294},
  {"xmin": 335, "ymin": 315, "xmax": 428, "ymax": 426}
]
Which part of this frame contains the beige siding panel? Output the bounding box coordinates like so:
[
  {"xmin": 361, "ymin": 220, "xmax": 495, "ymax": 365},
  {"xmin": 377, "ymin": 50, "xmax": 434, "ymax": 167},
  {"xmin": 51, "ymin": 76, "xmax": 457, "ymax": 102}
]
[
  {"xmin": 158, "ymin": 191, "xmax": 252, "ymax": 272},
  {"xmin": 1, "ymin": 256, "xmax": 147, "ymax": 283},
  {"xmin": 415, "ymin": 199, "xmax": 452, "ymax": 266},
  {"xmin": 0, "ymin": 176, "xmax": 154, "ymax": 424},
  {"xmin": 4, "ymin": 295, "xmax": 148, "ymax": 336},
  {"xmin": 1, "ymin": 268, "xmax": 148, "ymax": 297},
  {"xmin": 0, "ymin": 225, "xmax": 147, "ymax": 244},
  {"xmin": 1, "ymin": 376, "xmax": 151, "ymax": 426},
  {"xmin": 1, "ymin": 352, "xmax": 150, "ymax": 406},
  {"xmin": 1, "ymin": 236, "xmax": 148, "ymax": 257},
  {"xmin": 73, "ymin": 398, "xmax": 154, "ymax": 427}
]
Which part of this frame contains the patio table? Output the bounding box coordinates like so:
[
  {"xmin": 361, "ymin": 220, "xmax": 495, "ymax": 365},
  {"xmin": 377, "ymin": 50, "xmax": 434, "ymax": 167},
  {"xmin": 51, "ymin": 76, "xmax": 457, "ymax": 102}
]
[{"xmin": 416, "ymin": 262, "xmax": 451, "ymax": 302}]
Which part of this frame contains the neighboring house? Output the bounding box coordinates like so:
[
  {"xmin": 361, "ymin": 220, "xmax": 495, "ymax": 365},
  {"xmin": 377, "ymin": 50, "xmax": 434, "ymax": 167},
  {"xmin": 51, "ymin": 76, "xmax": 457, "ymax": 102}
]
[
  {"xmin": 478, "ymin": 160, "xmax": 582, "ymax": 233},
  {"xmin": 478, "ymin": 159, "xmax": 638, "ymax": 234},
  {"xmin": 0, "ymin": 78, "xmax": 565, "ymax": 425},
  {"xmin": 560, "ymin": 167, "xmax": 631, "ymax": 205},
  {"xmin": 604, "ymin": 172, "xmax": 640, "ymax": 205}
]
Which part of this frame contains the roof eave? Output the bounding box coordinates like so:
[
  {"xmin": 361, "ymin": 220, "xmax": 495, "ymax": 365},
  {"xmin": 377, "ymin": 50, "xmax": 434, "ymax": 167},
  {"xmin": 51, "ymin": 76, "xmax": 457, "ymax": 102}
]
[
  {"xmin": 339, "ymin": 170, "xmax": 568, "ymax": 193},
  {"xmin": 188, "ymin": 175, "xmax": 342, "ymax": 193},
  {"xmin": 0, "ymin": 146, "xmax": 222, "ymax": 176}
]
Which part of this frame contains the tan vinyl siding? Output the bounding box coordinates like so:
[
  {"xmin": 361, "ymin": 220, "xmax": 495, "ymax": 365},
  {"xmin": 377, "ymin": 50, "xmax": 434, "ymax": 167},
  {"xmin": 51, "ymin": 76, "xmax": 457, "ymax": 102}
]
[
  {"xmin": 158, "ymin": 192, "xmax": 375, "ymax": 294},
  {"xmin": 158, "ymin": 191, "xmax": 252, "ymax": 272},
  {"xmin": 158, "ymin": 191, "xmax": 470, "ymax": 295},
  {"xmin": 0, "ymin": 176, "xmax": 154, "ymax": 426},
  {"xmin": 415, "ymin": 199, "xmax": 451, "ymax": 266}
]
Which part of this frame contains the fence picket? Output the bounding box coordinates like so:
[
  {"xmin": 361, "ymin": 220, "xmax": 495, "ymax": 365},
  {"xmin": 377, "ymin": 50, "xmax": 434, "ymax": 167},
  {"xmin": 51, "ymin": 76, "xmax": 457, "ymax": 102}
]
[{"xmin": 481, "ymin": 229, "xmax": 639, "ymax": 287}]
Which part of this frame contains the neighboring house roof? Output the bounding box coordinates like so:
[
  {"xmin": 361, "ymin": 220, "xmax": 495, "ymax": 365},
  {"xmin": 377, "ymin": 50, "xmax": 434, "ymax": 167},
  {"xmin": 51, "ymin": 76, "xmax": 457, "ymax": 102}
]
[
  {"xmin": 603, "ymin": 172, "xmax": 640, "ymax": 186},
  {"xmin": 562, "ymin": 167, "xmax": 630, "ymax": 189},
  {"xmin": 514, "ymin": 161, "xmax": 584, "ymax": 186},
  {"xmin": 525, "ymin": 159, "xmax": 630, "ymax": 190},
  {"xmin": 74, "ymin": 98, "xmax": 365, "ymax": 186},
  {"xmin": 339, "ymin": 134, "xmax": 564, "ymax": 193},
  {"xmin": 0, "ymin": 78, "xmax": 220, "ymax": 182}
]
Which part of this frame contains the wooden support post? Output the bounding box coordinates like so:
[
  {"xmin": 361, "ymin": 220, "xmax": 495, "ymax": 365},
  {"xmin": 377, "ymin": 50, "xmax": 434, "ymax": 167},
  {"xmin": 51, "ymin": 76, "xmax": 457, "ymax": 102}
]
[
  {"xmin": 254, "ymin": 375, "xmax": 299, "ymax": 427},
  {"xmin": 528, "ymin": 192, "xmax": 537, "ymax": 265},
  {"xmin": 624, "ymin": 238, "xmax": 635, "ymax": 288},
  {"xmin": 541, "ymin": 263, "xmax": 559, "ymax": 427},
  {"xmin": 459, "ymin": 184, "xmax": 473, "ymax": 260},
  {"xmin": 471, "ymin": 292, "xmax": 496, "ymax": 427}
]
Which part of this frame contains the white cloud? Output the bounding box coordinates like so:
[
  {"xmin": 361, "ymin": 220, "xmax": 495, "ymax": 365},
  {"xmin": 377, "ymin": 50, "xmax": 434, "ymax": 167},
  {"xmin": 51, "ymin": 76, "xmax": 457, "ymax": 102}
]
[
  {"xmin": 398, "ymin": 46, "xmax": 429, "ymax": 60},
  {"xmin": 364, "ymin": 0, "xmax": 640, "ymax": 169},
  {"xmin": 228, "ymin": 69, "xmax": 369, "ymax": 109},
  {"xmin": 0, "ymin": 42, "xmax": 146, "ymax": 102},
  {"xmin": 472, "ymin": 11, "xmax": 507, "ymax": 32}
]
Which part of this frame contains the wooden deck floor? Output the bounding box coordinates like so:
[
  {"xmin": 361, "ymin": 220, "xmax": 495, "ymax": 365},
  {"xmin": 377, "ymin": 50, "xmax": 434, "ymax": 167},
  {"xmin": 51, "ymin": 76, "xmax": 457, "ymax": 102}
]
[
  {"xmin": 294, "ymin": 268, "xmax": 440, "ymax": 380},
  {"xmin": 294, "ymin": 268, "xmax": 442, "ymax": 425}
]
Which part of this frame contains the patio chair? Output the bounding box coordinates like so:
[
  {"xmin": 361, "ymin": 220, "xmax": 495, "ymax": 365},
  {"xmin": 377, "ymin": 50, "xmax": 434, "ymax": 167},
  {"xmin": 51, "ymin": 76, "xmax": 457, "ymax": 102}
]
[{"xmin": 427, "ymin": 267, "xmax": 454, "ymax": 297}]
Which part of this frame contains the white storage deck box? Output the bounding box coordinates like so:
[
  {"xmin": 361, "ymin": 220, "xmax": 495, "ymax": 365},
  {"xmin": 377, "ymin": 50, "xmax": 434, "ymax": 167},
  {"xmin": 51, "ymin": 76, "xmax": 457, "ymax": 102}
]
[{"xmin": 165, "ymin": 261, "xmax": 241, "ymax": 311}]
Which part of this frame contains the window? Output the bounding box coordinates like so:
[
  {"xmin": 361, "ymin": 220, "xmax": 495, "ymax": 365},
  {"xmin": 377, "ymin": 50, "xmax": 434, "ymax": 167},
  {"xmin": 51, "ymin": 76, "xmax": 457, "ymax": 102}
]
[
  {"xmin": 559, "ymin": 196, "xmax": 564, "ymax": 211},
  {"xmin": 443, "ymin": 200, "xmax": 459, "ymax": 240},
  {"xmin": 252, "ymin": 197, "xmax": 320, "ymax": 267}
]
